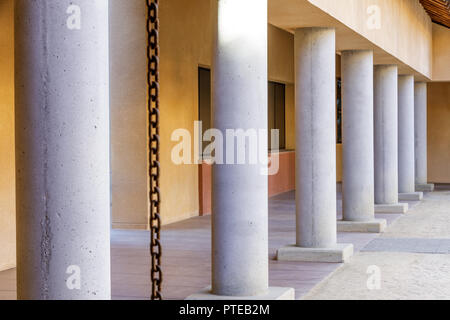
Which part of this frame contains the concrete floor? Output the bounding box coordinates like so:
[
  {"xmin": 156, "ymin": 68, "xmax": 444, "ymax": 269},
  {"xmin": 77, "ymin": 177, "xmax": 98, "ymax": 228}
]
[
  {"xmin": 304, "ymin": 184, "xmax": 450, "ymax": 300},
  {"xmin": 0, "ymin": 186, "xmax": 431, "ymax": 300}
]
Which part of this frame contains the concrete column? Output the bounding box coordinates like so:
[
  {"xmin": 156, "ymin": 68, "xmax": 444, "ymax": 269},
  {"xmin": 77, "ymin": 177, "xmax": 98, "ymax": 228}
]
[
  {"xmin": 15, "ymin": 0, "xmax": 111, "ymax": 299},
  {"xmin": 277, "ymin": 28, "xmax": 353, "ymax": 263},
  {"xmin": 373, "ymin": 66, "xmax": 408, "ymax": 214},
  {"xmin": 398, "ymin": 75, "xmax": 423, "ymax": 201},
  {"xmin": 414, "ymin": 83, "xmax": 434, "ymax": 192},
  {"xmin": 338, "ymin": 51, "xmax": 386, "ymax": 233},
  {"xmin": 189, "ymin": 0, "xmax": 293, "ymax": 300}
]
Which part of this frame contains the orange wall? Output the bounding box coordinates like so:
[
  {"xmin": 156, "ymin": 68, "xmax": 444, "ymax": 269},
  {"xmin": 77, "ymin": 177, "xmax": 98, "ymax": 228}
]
[
  {"xmin": 428, "ymin": 82, "xmax": 450, "ymax": 183},
  {"xmin": 268, "ymin": 152, "xmax": 296, "ymax": 196},
  {"xmin": 109, "ymin": 0, "xmax": 149, "ymax": 229},
  {"xmin": 432, "ymin": 23, "xmax": 450, "ymax": 81},
  {"xmin": 199, "ymin": 161, "xmax": 212, "ymax": 216},
  {"xmin": 159, "ymin": 0, "xmax": 213, "ymax": 225},
  {"xmin": 0, "ymin": 0, "xmax": 16, "ymax": 271}
]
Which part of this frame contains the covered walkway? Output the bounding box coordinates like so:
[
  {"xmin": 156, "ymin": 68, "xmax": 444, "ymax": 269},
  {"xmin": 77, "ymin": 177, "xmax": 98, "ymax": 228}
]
[{"xmin": 3, "ymin": 186, "xmax": 443, "ymax": 300}]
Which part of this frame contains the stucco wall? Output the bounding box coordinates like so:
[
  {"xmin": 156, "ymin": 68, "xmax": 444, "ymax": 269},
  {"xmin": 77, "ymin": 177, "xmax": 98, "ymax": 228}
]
[
  {"xmin": 428, "ymin": 82, "xmax": 450, "ymax": 183},
  {"xmin": 109, "ymin": 0, "xmax": 149, "ymax": 229},
  {"xmin": 432, "ymin": 23, "xmax": 450, "ymax": 82},
  {"xmin": 285, "ymin": 84, "xmax": 296, "ymax": 150},
  {"xmin": 0, "ymin": 0, "xmax": 16, "ymax": 271},
  {"xmin": 158, "ymin": 0, "xmax": 213, "ymax": 225},
  {"xmin": 269, "ymin": 25, "xmax": 294, "ymax": 84}
]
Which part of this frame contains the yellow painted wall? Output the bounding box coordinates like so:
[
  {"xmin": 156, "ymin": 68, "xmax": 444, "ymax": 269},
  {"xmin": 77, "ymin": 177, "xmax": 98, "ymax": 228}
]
[
  {"xmin": 285, "ymin": 84, "xmax": 295, "ymax": 150},
  {"xmin": 432, "ymin": 23, "xmax": 450, "ymax": 82},
  {"xmin": 268, "ymin": 24, "xmax": 296, "ymax": 153},
  {"xmin": 109, "ymin": 0, "xmax": 149, "ymax": 229},
  {"xmin": 268, "ymin": 25, "xmax": 296, "ymax": 155},
  {"xmin": 268, "ymin": 25, "xmax": 294, "ymax": 84},
  {"xmin": 428, "ymin": 82, "xmax": 450, "ymax": 183},
  {"xmin": 159, "ymin": 0, "xmax": 212, "ymax": 225},
  {"xmin": 0, "ymin": 0, "xmax": 16, "ymax": 271}
]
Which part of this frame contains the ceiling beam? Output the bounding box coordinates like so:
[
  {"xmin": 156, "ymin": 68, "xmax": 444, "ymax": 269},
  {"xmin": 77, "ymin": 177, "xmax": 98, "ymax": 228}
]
[{"xmin": 420, "ymin": 0, "xmax": 450, "ymax": 28}]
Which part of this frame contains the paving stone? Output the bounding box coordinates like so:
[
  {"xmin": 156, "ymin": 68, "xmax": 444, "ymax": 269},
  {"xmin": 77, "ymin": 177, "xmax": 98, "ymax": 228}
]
[{"xmin": 363, "ymin": 238, "xmax": 450, "ymax": 254}]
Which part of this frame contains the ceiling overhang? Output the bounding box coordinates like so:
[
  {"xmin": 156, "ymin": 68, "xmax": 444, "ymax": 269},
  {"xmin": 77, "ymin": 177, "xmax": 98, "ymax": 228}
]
[
  {"xmin": 268, "ymin": 0, "xmax": 432, "ymax": 81},
  {"xmin": 420, "ymin": 0, "xmax": 450, "ymax": 28}
]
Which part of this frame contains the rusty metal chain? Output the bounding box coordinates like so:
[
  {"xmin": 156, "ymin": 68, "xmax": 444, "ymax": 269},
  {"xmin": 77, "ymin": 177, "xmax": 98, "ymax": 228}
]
[{"xmin": 147, "ymin": 0, "xmax": 162, "ymax": 300}]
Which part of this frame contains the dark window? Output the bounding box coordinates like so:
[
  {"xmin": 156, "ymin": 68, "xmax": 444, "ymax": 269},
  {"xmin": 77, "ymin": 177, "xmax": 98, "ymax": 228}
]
[
  {"xmin": 198, "ymin": 67, "xmax": 212, "ymax": 158},
  {"xmin": 336, "ymin": 78, "xmax": 342, "ymax": 144},
  {"xmin": 268, "ymin": 81, "xmax": 286, "ymax": 150},
  {"xmin": 198, "ymin": 68, "xmax": 287, "ymax": 156}
]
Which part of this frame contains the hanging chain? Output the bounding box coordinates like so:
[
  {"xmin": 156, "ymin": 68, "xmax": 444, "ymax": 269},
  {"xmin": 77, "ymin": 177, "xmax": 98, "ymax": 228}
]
[{"xmin": 147, "ymin": 0, "xmax": 162, "ymax": 301}]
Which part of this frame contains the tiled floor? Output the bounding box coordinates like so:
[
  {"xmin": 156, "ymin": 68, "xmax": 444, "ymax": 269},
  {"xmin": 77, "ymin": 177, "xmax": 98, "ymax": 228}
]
[{"xmin": 0, "ymin": 188, "xmax": 418, "ymax": 300}]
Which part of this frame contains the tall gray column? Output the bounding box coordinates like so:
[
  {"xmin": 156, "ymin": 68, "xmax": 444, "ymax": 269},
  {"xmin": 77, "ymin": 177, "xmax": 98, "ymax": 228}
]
[
  {"xmin": 414, "ymin": 83, "xmax": 434, "ymax": 192},
  {"xmin": 398, "ymin": 75, "xmax": 423, "ymax": 201},
  {"xmin": 295, "ymin": 28, "xmax": 336, "ymax": 248},
  {"xmin": 338, "ymin": 51, "xmax": 385, "ymax": 233},
  {"xmin": 15, "ymin": 0, "xmax": 111, "ymax": 299},
  {"xmin": 187, "ymin": 0, "xmax": 293, "ymax": 300},
  {"xmin": 277, "ymin": 28, "xmax": 353, "ymax": 263},
  {"xmin": 374, "ymin": 66, "xmax": 398, "ymax": 204},
  {"xmin": 212, "ymin": 0, "xmax": 267, "ymax": 298},
  {"xmin": 373, "ymin": 66, "xmax": 408, "ymax": 214}
]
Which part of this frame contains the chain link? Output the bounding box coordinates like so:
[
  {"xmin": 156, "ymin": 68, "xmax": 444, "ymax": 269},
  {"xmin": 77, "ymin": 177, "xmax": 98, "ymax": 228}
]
[{"xmin": 147, "ymin": 0, "xmax": 162, "ymax": 301}]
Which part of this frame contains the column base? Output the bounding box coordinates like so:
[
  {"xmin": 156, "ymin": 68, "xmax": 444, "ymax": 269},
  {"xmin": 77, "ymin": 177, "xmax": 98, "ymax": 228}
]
[
  {"xmin": 337, "ymin": 219, "xmax": 387, "ymax": 233},
  {"xmin": 416, "ymin": 183, "xmax": 435, "ymax": 192},
  {"xmin": 186, "ymin": 286, "xmax": 295, "ymax": 300},
  {"xmin": 277, "ymin": 243, "xmax": 353, "ymax": 263},
  {"xmin": 375, "ymin": 203, "xmax": 409, "ymax": 214},
  {"xmin": 399, "ymin": 192, "xmax": 423, "ymax": 201}
]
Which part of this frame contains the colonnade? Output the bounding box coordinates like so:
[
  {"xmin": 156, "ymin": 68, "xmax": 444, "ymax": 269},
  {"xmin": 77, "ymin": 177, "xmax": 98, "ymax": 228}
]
[
  {"xmin": 14, "ymin": 0, "xmax": 433, "ymax": 301},
  {"xmin": 194, "ymin": 3, "xmax": 433, "ymax": 298}
]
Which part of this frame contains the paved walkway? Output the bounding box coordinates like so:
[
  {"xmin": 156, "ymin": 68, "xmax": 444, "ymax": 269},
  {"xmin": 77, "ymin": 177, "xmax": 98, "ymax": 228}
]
[
  {"xmin": 109, "ymin": 189, "xmax": 399, "ymax": 300},
  {"xmin": 0, "ymin": 186, "xmax": 442, "ymax": 300},
  {"xmin": 304, "ymin": 185, "xmax": 450, "ymax": 300}
]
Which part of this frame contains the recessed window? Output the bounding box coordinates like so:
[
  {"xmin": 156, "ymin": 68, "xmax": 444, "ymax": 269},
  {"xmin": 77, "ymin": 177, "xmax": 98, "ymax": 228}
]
[
  {"xmin": 198, "ymin": 68, "xmax": 287, "ymax": 157},
  {"xmin": 268, "ymin": 81, "xmax": 286, "ymax": 151},
  {"xmin": 336, "ymin": 77, "xmax": 342, "ymax": 144},
  {"xmin": 198, "ymin": 67, "xmax": 212, "ymax": 158}
]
